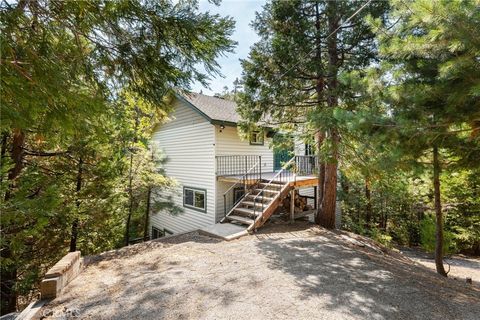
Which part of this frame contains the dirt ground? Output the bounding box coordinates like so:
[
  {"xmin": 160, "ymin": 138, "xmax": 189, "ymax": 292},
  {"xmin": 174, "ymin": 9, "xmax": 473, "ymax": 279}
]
[
  {"xmin": 41, "ymin": 222, "xmax": 480, "ymax": 320},
  {"xmin": 398, "ymin": 246, "xmax": 480, "ymax": 289}
]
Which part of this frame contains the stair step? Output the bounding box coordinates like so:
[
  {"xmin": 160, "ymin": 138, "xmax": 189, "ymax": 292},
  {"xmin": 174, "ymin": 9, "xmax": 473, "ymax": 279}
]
[
  {"xmin": 253, "ymin": 189, "xmax": 279, "ymax": 194},
  {"xmin": 261, "ymin": 180, "xmax": 285, "ymax": 185},
  {"xmin": 227, "ymin": 214, "xmax": 254, "ymax": 225},
  {"xmin": 258, "ymin": 182, "xmax": 283, "ymax": 189},
  {"xmin": 245, "ymin": 194, "xmax": 274, "ymax": 202},
  {"xmin": 234, "ymin": 207, "xmax": 262, "ymax": 216},
  {"xmin": 241, "ymin": 201, "xmax": 267, "ymax": 207}
]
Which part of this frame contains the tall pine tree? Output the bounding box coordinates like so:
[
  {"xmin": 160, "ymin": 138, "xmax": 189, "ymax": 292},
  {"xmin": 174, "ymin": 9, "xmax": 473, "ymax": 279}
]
[
  {"xmin": 0, "ymin": 0, "xmax": 235, "ymax": 313},
  {"xmin": 372, "ymin": 0, "xmax": 480, "ymax": 276},
  {"xmin": 239, "ymin": 0, "xmax": 388, "ymax": 228}
]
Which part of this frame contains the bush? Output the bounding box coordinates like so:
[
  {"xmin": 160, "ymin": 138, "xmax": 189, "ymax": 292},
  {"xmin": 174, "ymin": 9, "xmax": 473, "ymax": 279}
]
[
  {"xmin": 420, "ymin": 217, "xmax": 456, "ymax": 255},
  {"xmin": 406, "ymin": 220, "xmax": 421, "ymax": 246},
  {"xmin": 371, "ymin": 228, "xmax": 393, "ymax": 247},
  {"xmin": 389, "ymin": 223, "xmax": 410, "ymax": 246}
]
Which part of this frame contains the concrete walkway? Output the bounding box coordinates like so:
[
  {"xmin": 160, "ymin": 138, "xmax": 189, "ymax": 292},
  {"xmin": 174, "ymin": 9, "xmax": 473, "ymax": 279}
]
[{"xmin": 199, "ymin": 222, "xmax": 247, "ymax": 240}]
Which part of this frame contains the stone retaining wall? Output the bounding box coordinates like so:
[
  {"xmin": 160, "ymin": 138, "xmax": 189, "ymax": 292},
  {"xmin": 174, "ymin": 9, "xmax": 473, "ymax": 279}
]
[{"xmin": 40, "ymin": 251, "xmax": 82, "ymax": 299}]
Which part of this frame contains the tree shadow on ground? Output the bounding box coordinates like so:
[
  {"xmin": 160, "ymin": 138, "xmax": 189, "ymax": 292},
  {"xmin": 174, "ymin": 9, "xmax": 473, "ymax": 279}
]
[
  {"xmin": 255, "ymin": 233, "xmax": 480, "ymax": 320},
  {"xmin": 85, "ymin": 231, "xmax": 221, "ymax": 266},
  {"xmin": 44, "ymin": 232, "xmax": 227, "ymax": 319}
]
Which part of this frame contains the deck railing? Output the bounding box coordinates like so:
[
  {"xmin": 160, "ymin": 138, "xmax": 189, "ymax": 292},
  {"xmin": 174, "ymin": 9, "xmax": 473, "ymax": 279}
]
[
  {"xmin": 216, "ymin": 155, "xmax": 262, "ymax": 176},
  {"xmin": 293, "ymin": 155, "xmax": 318, "ymax": 175},
  {"xmin": 218, "ymin": 154, "xmax": 318, "ymax": 221}
]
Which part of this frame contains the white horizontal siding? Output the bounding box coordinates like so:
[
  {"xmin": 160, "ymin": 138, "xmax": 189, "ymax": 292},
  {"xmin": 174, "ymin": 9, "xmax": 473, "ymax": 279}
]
[
  {"xmin": 215, "ymin": 181, "xmax": 235, "ymax": 222},
  {"xmin": 294, "ymin": 138, "xmax": 307, "ymax": 155},
  {"xmin": 150, "ymin": 99, "xmax": 216, "ymax": 234},
  {"xmin": 215, "ymin": 125, "xmax": 274, "ymax": 171}
]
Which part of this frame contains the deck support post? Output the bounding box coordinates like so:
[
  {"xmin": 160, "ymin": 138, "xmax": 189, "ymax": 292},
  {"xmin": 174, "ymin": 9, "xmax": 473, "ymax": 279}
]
[
  {"xmin": 290, "ymin": 188, "xmax": 295, "ymax": 223},
  {"xmin": 313, "ymin": 186, "xmax": 317, "ymax": 209}
]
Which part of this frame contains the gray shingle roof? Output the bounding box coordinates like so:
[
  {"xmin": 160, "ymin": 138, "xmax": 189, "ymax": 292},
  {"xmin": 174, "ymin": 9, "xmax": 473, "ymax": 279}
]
[{"xmin": 179, "ymin": 92, "xmax": 241, "ymax": 124}]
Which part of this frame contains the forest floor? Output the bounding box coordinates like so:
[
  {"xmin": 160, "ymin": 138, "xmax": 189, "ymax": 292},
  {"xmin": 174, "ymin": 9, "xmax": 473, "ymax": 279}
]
[{"xmin": 41, "ymin": 221, "xmax": 480, "ymax": 320}]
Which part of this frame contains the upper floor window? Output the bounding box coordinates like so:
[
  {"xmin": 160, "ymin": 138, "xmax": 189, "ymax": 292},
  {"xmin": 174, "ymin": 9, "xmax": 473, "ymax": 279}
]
[
  {"xmin": 305, "ymin": 143, "xmax": 314, "ymax": 155},
  {"xmin": 183, "ymin": 187, "xmax": 206, "ymax": 212},
  {"xmin": 249, "ymin": 130, "xmax": 264, "ymax": 145}
]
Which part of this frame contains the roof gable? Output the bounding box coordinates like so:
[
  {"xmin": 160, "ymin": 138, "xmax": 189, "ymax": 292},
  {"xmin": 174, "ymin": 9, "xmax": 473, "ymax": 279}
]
[{"xmin": 176, "ymin": 92, "xmax": 240, "ymax": 126}]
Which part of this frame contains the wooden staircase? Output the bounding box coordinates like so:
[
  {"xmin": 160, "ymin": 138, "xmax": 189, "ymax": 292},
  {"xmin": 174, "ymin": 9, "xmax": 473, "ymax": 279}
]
[
  {"xmin": 222, "ymin": 178, "xmax": 292, "ymax": 231},
  {"xmin": 221, "ymin": 155, "xmax": 299, "ymax": 231}
]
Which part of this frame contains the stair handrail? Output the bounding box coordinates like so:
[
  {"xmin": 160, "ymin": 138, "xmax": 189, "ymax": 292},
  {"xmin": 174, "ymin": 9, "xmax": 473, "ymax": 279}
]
[
  {"xmin": 251, "ymin": 156, "xmax": 296, "ymax": 202},
  {"xmin": 222, "ymin": 160, "xmax": 260, "ymax": 196},
  {"xmin": 222, "ymin": 157, "xmax": 262, "ymax": 218},
  {"xmin": 251, "ymin": 156, "xmax": 298, "ymax": 226}
]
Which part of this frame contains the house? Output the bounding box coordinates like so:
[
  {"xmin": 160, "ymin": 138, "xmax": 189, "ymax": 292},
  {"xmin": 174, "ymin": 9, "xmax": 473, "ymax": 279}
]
[{"xmin": 149, "ymin": 92, "xmax": 320, "ymax": 239}]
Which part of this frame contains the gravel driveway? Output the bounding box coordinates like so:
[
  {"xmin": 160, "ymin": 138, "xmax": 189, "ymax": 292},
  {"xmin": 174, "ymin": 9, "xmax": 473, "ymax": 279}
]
[{"xmin": 41, "ymin": 224, "xmax": 480, "ymax": 320}]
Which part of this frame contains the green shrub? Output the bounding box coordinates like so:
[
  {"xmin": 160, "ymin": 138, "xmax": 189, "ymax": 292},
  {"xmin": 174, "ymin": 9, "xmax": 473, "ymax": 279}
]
[
  {"xmin": 389, "ymin": 223, "xmax": 410, "ymax": 246},
  {"xmin": 420, "ymin": 217, "xmax": 456, "ymax": 254},
  {"xmin": 371, "ymin": 228, "xmax": 393, "ymax": 247},
  {"xmin": 406, "ymin": 220, "xmax": 421, "ymax": 246}
]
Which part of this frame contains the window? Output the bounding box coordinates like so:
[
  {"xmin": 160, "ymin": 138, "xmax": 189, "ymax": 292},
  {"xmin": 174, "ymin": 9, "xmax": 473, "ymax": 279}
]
[
  {"xmin": 305, "ymin": 143, "xmax": 314, "ymax": 155},
  {"xmin": 151, "ymin": 227, "xmax": 164, "ymax": 240},
  {"xmin": 249, "ymin": 130, "xmax": 264, "ymax": 145},
  {"xmin": 183, "ymin": 187, "xmax": 207, "ymax": 212},
  {"xmin": 234, "ymin": 187, "xmax": 245, "ymax": 204}
]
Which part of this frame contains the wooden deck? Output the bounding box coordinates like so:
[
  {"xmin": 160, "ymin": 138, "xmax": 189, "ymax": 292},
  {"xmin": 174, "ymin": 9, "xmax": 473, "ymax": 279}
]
[{"xmin": 217, "ymin": 171, "xmax": 318, "ymax": 188}]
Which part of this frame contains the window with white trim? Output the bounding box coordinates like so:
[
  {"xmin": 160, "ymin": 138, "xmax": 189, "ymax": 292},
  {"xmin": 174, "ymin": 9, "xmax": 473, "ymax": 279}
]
[
  {"xmin": 151, "ymin": 227, "xmax": 164, "ymax": 240},
  {"xmin": 183, "ymin": 187, "xmax": 206, "ymax": 212},
  {"xmin": 249, "ymin": 130, "xmax": 264, "ymax": 145}
]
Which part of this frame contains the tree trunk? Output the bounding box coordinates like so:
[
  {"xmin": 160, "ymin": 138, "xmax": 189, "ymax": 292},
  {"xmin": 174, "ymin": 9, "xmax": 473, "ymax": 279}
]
[
  {"xmin": 125, "ymin": 152, "xmax": 134, "ymax": 246},
  {"xmin": 125, "ymin": 108, "xmax": 140, "ymax": 246},
  {"xmin": 378, "ymin": 193, "xmax": 385, "ymax": 229},
  {"xmin": 0, "ymin": 132, "xmax": 9, "ymax": 184},
  {"xmin": 319, "ymin": 130, "xmax": 338, "ymax": 229},
  {"xmin": 365, "ymin": 176, "xmax": 372, "ymax": 228},
  {"xmin": 433, "ymin": 145, "xmax": 447, "ymax": 277},
  {"xmin": 313, "ymin": 1, "xmax": 326, "ymax": 225},
  {"xmin": 143, "ymin": 186, "xmax": 152, "ymax": 241},
  {"xmin": 315, "ymin": 132, "xmax": 325, "ymax": 224},
  {"xmin": 4, "ymin": 129, "xmax": 25, "ymax": 201},
  {"xmin": 318, "ymin": 1, "xmax": 339, "ymax": 229},
  {"xmin": 1, "ymin": 128, "xmax": 25, "ymax": 315},
  {"xmin": 70, "ymin": 157, "xmax": 83, "ymax": 252}
]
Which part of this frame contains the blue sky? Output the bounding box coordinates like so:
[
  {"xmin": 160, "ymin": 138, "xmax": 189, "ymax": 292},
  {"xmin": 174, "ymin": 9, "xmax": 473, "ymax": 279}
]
[{"xmin": 191, "ymin": 0, "xmax": 265, "ymax": 95}]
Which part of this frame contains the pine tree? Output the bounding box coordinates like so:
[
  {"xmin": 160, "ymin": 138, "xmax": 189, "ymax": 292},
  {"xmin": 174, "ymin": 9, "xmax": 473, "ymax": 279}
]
[
  {"xmin": 372, "ymin": 0, "xmax": 480, "ymax": 276},
  {"xmin": 0, "ymin": 0, "xmax": 235, "ymax": 313},
  {"xmin": 239, "ymin": 0, "xmax": 388, "ymax": 228}
]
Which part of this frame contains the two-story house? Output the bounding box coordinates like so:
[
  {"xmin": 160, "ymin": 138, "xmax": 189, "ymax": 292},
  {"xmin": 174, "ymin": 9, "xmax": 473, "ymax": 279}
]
[{"xmin": 149, "ymin": 92, "xmax": 319, "ymax": 239}]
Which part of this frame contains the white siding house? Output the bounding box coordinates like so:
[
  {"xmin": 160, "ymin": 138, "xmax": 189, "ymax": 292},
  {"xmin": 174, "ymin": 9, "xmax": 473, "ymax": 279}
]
[
  {"xmin": 149, "ymin": 93, "xmax": 280, "ymax": 236},
  {"xmin": 149, "ymin": 92, "xmax": 324, "ymax": 237}
]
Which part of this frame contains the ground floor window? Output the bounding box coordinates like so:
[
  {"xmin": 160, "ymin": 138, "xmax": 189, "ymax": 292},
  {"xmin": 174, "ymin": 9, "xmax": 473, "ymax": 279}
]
[
  {"xmin": 183, "ymin": 187, "xmax": 207, "ymax": 212},
  {"xmin": 151, "ymin": 227, "xmax": 164, "ymax": 240}
]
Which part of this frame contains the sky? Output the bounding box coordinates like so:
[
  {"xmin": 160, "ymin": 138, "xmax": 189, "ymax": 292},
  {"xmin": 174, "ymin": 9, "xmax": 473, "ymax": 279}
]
[{"xmin": 191, "ymin": 0, "xmax": 265, "ymax": 96}]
